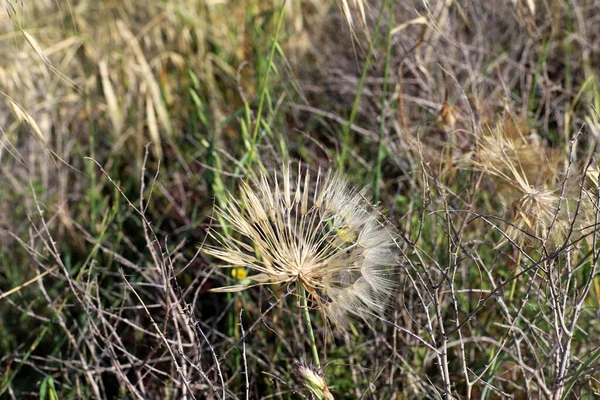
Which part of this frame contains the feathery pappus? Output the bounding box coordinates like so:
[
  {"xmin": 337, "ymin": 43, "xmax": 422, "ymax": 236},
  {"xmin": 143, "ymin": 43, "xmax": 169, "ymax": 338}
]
[{"xmin": 205, "ymin": 163, "xmax": 398, "ymax": 328}]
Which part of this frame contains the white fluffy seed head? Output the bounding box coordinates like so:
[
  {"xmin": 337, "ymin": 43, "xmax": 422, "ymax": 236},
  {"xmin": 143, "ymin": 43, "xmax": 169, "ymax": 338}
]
[{"xmin": 205, "ymin": 163, "xmax": 398, "ymax": 328}]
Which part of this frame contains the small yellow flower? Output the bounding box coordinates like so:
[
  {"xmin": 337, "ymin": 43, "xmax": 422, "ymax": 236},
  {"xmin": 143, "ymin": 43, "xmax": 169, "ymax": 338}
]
[
  {"xmin": 336, "ymin": 227, "xmax": 356, "ymax": 243},
  {"xmin": 230, "ymin": 267, "xmax": 248, "ymax": 280}
]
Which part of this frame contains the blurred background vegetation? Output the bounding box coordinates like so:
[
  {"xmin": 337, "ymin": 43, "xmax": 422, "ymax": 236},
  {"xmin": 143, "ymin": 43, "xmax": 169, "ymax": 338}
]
[{"xmin": 1, "ymin": 0, "xmax": 600, "ymax": 398}]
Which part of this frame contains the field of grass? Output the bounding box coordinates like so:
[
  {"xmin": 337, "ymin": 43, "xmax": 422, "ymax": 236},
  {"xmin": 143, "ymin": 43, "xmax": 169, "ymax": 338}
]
[{"xmin": 1, "ymin": 0, "xmax": 600, "ymax": 398}]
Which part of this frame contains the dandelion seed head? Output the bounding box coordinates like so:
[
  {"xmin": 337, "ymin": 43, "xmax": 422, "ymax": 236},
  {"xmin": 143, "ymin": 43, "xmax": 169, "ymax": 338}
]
[
  {"xmin": 472, "ymin": 123, "xmax": 568, "ymax": 245},
  {"xmin": 205, "ymin": 163, "xmax": 398, "ymax": 327}
]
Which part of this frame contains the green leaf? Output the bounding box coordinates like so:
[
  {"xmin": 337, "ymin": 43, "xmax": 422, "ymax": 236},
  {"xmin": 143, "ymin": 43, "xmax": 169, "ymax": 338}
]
[{"xmin": 39, "ymin": 376, "xmax": 58, "ymax": 400}]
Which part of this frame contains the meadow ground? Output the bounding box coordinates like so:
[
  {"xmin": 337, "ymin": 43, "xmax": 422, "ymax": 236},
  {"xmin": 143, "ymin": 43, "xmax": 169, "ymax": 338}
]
[{"xmin": 1, "ymin": 1, "xmax": 600, "ymax": 399}]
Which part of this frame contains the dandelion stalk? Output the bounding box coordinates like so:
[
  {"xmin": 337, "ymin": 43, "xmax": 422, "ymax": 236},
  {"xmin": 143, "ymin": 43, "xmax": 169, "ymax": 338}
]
[{"xmin": 300, "ymin": 285, "xmax": 320, "ymax": 368}]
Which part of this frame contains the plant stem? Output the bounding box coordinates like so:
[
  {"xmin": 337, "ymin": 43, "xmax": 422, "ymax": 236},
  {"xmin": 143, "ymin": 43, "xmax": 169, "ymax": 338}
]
[{"xmin": 300, "ymin": 285, "xmax": 320, "ymax": 368}]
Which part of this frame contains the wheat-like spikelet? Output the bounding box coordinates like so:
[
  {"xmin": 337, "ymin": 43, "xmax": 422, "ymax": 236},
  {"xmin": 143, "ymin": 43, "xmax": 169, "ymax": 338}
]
[
  {"xmin": 294, "ymin": 361, "xmax": 334, "ymax": 400},
  {"xmin": 205, "ymin": 163, "xmax": 397, "ymax": 328}
]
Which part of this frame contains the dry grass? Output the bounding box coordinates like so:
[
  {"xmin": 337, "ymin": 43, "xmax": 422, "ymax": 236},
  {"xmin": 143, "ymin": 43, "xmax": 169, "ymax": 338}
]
[{"xmin": 1, "ymin": 0, "xmax": 600, "ymax": 399}]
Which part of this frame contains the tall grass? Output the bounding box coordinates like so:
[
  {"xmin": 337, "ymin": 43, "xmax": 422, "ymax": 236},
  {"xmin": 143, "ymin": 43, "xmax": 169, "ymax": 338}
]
[{"xmin": 1, "ymin": 0, "xmax": 600, "ymax": 399}]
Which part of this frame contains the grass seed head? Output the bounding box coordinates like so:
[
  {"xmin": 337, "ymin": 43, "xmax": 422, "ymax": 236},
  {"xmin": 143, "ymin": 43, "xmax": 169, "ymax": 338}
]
[{"xmin": 205, "ymin": 163, "xmax": 398, "ymax": 328}]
